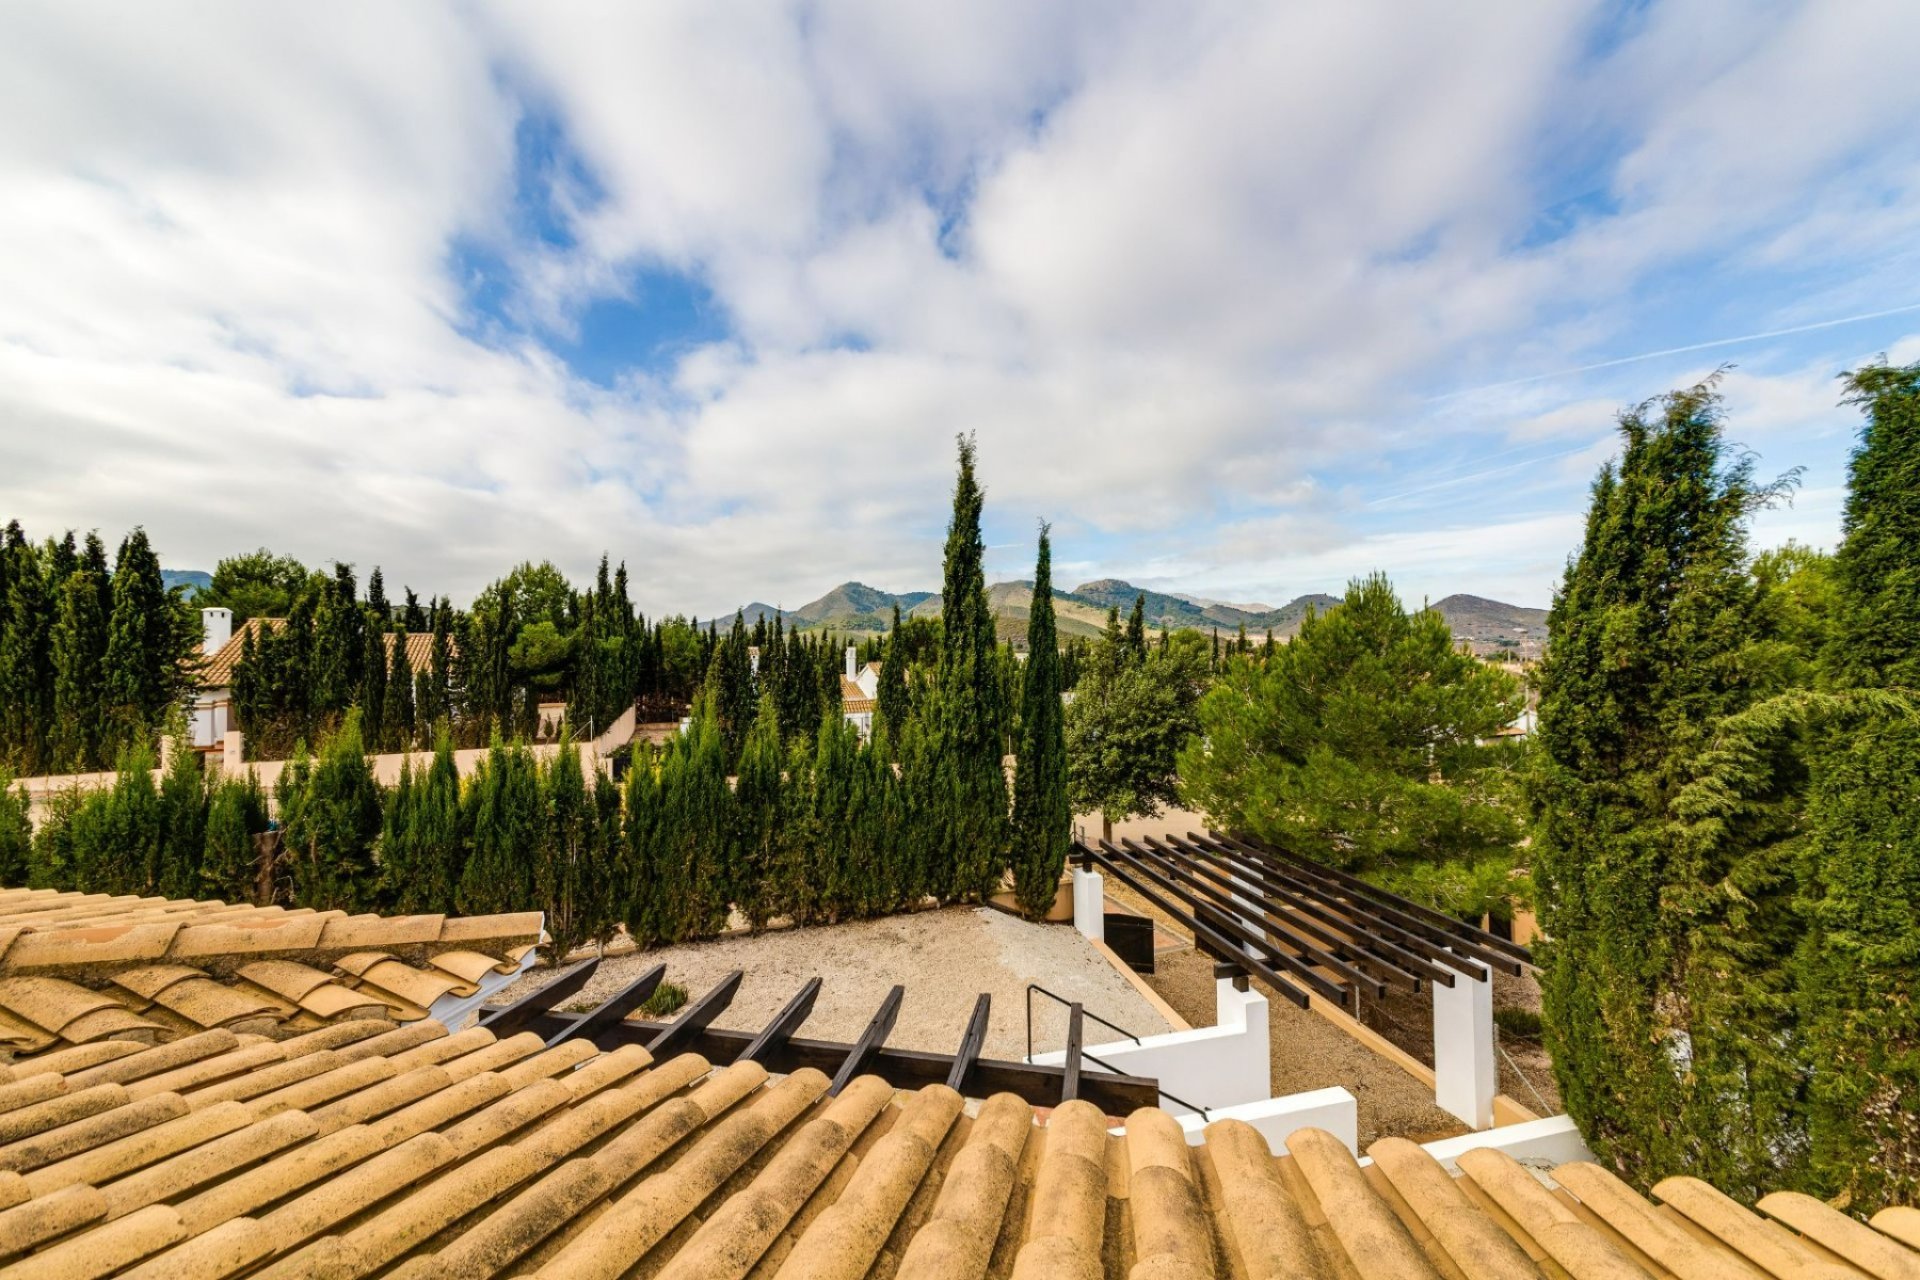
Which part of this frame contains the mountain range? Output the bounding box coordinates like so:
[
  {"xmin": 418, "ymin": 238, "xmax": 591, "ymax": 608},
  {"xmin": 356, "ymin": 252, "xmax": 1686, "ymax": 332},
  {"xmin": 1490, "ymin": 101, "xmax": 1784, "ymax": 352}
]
[{"xmin": 737, "ymin": 580, "xmax": 1547, "ymax": 655}]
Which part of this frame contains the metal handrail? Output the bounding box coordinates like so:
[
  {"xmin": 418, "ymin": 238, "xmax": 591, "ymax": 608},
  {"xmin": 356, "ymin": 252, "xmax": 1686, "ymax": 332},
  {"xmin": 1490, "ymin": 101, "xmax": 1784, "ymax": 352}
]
[{"xmin": 1024, "ymin": 983, "xmax": 1214, "ymax": 1120}]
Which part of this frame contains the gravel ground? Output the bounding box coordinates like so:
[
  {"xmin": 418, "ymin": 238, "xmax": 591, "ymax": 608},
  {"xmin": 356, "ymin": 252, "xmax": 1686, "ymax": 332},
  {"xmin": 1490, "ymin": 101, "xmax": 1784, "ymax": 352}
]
[
  {"xmin": 1101, "ymin": 879, "xmax": 1470, "ymax": 1147},
  {"xmin": 497, "ymin": 905, "xmax": 1173, "ymax": 1063}
]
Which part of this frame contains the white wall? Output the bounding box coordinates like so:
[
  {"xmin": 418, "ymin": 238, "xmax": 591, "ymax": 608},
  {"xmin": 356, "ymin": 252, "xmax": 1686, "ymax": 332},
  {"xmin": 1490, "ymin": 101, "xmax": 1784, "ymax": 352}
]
[
  {"xmin": 1412, "ymin": 1114, "xmax": 1593, "ymax": 1176},
  {"xmin": 1031, "ymin": 978, "xmax": 1271, "ymax": 1116},
  {"xmin": 1174, "ymin": 1088, "xmax": 1359, "ymax": 1155},
  {"xmin": 1432, "ymin": 953, "xmax": 1497, "ymax": 1130}
]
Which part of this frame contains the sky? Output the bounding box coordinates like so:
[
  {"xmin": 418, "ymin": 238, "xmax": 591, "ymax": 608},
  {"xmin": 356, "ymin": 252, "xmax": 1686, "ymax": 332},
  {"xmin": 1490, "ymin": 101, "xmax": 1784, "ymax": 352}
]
[{"xmin": 2, "ymin": 2, "xmax": 1917, "ymax": 615}]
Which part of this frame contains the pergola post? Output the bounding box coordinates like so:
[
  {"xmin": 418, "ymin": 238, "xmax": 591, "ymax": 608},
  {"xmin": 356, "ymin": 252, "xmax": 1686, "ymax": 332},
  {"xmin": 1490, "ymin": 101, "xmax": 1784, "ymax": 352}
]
[
  {"xmin": 1432, "ymin": 953, "xmax": 1495, "ymax": 1130},
  {"xmin": 1072, "ymin": 866, "xmax": 1105, "ymax": 943}
]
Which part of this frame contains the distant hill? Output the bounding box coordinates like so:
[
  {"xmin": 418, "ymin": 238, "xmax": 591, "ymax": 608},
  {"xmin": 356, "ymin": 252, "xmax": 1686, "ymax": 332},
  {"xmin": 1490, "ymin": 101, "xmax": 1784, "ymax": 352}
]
[
  {"xmin": 732, "ymin": 578, "xmax": 1545, "ymax": 653},
  {"xmin": 1430, "ymin": 594, "xmax": 1548, "ymax": 659},
  {"xmin": 162, "ymin": 569, "xmax": 212, "ymax": 597}
]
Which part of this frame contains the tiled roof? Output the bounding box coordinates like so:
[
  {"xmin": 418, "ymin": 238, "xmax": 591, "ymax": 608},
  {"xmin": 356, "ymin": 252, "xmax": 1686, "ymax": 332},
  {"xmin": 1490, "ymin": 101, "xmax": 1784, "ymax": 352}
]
[
  {"xmin": 0, "ymin": 890, "xmax": 539, "ymax": 1058},
  {"xmin": 196, "ymin": 623, "xmax": 437, "ymax": 690},
  {"xmin": 0, "ymin": 1014, "xmax": 1907, "ymax": 1278},
  {"xmin": 840, "ymin": 677, "xmax": 876, "ymax": 714}
]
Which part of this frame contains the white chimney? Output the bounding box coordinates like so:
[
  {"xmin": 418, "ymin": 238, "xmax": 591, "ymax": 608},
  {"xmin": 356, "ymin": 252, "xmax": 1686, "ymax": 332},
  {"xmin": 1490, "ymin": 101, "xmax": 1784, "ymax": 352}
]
[
  {"xmin": 201, "ymin": 607, "xmax": 233, "ymax": 656},
  {"xmin": 846, "ymin": 644, "xmax": 857, "ymax": 681}
]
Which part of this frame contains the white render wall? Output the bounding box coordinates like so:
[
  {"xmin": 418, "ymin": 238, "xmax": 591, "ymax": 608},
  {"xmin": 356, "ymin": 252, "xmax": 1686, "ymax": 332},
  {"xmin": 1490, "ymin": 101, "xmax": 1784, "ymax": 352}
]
[
  {"xmin": 1030, "ymin": 978, "xmax": 1271, "ymax": 1117},
  {"xmin": 1432, "ymin": 952, "xmax": 1497, "ymax": 1130},
  {"xmin": 1173, "ymin": 1088, "xmax": 1359, "ymax": 1155}
]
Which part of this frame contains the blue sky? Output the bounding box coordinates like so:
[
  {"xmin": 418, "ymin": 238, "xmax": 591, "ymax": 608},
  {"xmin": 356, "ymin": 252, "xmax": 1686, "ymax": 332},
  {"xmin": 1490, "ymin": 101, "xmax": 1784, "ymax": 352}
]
[{"xmin": 1, "ymin": 1, "xmax": 1916, "ymax": 613}]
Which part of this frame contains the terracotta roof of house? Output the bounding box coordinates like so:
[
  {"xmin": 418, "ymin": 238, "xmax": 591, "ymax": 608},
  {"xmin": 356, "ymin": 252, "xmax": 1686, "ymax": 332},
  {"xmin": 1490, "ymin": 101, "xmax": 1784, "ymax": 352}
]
[
  {"xmin": 0, "ymin": 890, "xmax": 539, "ymax": 1057},
  {"xmin": 0, "ymin": 1004, "xmax": 1907, "ymax": 1278},
  {"xmin": 840, "ymin": 677, "xmax": 876, "ymax": 715},
  {"xmin": 196, "ymin": 624, "xmax": 437, "ymax": 690}
]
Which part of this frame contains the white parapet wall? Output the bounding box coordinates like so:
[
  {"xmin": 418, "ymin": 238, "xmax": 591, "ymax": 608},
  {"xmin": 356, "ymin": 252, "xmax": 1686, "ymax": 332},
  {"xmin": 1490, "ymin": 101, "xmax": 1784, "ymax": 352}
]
[
  {"xmin": 1172, "ymin": 1088, "xmax": 1359, "ymax": 1155},
  {"xmin": 1031, "ymin": 978, "xmax": 1271, "ymax": 1116},
  {"xmin": 1412, "ymin": 1114, "xmax": 1594, "ymax": 1177}
]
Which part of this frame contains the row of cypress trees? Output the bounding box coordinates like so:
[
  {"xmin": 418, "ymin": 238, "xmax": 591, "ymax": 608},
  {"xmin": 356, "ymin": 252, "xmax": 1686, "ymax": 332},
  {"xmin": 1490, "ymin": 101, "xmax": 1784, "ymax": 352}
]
[
  {"xmin": 1532, "ymin": 360, "xmax": 1920, "ymax": 1210},
  {"xmin": 0, "ymin": 524, "xmax": 199, "ymax": 776}
]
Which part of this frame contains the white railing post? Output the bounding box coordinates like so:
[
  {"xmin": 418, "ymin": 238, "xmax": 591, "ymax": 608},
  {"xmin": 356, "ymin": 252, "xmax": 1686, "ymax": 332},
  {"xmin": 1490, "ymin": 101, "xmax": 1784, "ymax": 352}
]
[
  {"xmin": 1073, "ymin": 867, "xmax": 1105, "ymax": 943},
  {"xmin": 1432, "ymin": 953, "xmax": 1496, "ymax": 1130}
]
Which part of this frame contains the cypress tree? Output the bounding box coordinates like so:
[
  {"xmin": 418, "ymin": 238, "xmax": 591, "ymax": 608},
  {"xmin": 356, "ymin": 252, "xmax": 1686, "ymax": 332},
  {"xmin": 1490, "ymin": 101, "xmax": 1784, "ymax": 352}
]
[
  {"xmin": 1795, "ymin": 360, "xmax": 1920, "ymax": 1208},
  {"xmin": 928, "ymin": 434, "xmax": 1009, "ymax": 900},
  {"xmin": 201, "ymin": 770, "xmax": 267, "ymax": 903},
  {"xmin": 156, "ymin": 732, "xmax": 207, "ymax": 900},
  {"xmin": 458, "ymin": 734, "xmax": 540, "ymax": 916},
  {"xmin": 402, "ymin": 587, "xmax": 426, "ymax": 632},
  {"xmin": 102, "ymin": 529, "xmax": 193, "ymax": 759},
  {"xmin": 415, "ymin": 724, "xmax": 465, "ymax": 913},
  {"xmin": 28, "ymin": 786, "xmax": 79, "ymax": 890},
  {"xmin": 287, "ymin": 711, "xmax": 383, "ymax": 912},
  {"xmin": 1528, "ymin": 380, "xmax": 1787, "ymax": 1186},
  {"xmin": 50, "ymin": 568, "xmax": 109, "ymax": 773},
  {"xmin": 1010, "ymin": 525, "xmax": 1071, "ymax": 917},
  {"xmin": 0, "ymin": 771, "xmax": 29, "ymax": 885},
  {"xmin": 807, "ymin": 707, "xmax": 857, "ymax": 921},
  {"xmin": 0, "ymin": 541, "xmax": 50, "ymax": 773},
  {"xmin": 1126, "ymin": 594, "xmax": 1147, "ymax": 660},
  {"xmin": 98, "ymin": 742, "xmax": 161, "ymax": 895},
  {"xmin": 538, "ymin": 735, "xmax": 595, "ymax": 960},
  {"xmin": 383, "ymin": 630, "xmax": 415, "ymax": 751},
  {"xmin": 652, "ymin": 700, "xmax": 731, "ymax": 941},
  {"xmin": 622, "ymin": 744, "xmax": 664, "ymax": 946},
  {"xmin": 366, "ymin": 567, "xmax": 389, "ymax": 623},
  {"xmin": 733, "ymin": 693, "xmax": 785, "ymax": 928},
  {"xmin": 378, "ymin": 754, "xmax": 420, "ymax": 912},
  {"xmin": 359, "ymin": 618, "xmax": 388, "ymax": 750},
  {"xmin": 876, "ymin": 604, "xmax": 909, "ymax": 739}
]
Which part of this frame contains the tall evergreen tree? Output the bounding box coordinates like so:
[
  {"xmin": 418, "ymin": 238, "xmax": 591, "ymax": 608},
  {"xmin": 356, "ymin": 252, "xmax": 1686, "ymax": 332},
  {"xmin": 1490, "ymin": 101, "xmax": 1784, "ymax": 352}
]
[
  {"xmin": 1528, "ymin": 380, "xmax": 1789, "ymax": 1187},
  {"xmin": 383, "ymin": 630, "xmax": 415, "ymax": 750},
  {"xmin": 359, "ymin": 619, "xmax": 388, "ymax": 750},
  {"xmin": 1126, "ymin": 594, "xmax": 1147, "ymax": 660},
  {"xmin": 733, "ymin": 694, "xmax": 786, "ymax": 928},
  {"xmin": 0, "ymin": 771, "xmax": 29, "ymax": 886},
  {"xmin": 201, "ymin": 770, "xmax": 267, "ymax": 903},
  {"xmin": 458, "ymin": 734, "xmax": 540, "ymax": 915},
  {"xmin": 537, "ymin": 736, "xmax": 597, "ymax": 960},
  {"xmin": 876, "ymin": 604, "xmax": 909, "ymax": 741},
  {"xmin": 806, "ymin": 707, "xmax": 858, "ymax": 922},
  {"xmin": 415, "ymin": 724, "xmax": 466, "ymax": 913},
  {"xmin": 285, "ymin": 711, "xmax": 382, "ymax": 912},
  {"xmin": 652, "ymin": 700, "xmax": 732, "ymax": 941},
  {"xmin": 156, "ymin": 733, "xmax": 207, "ymax": 900},
  {"xmin": 928, "ymin": 435, "xmax": 1009, "ymax": 900},
  {"xmin": 704, "ymin": 613, "xmax": 757, "ymax": 767},
  {"xmin": 0, "ymin": 542, "xmax": 50, "ymax": 773},
  {"xmin": 1010, "ymin": 525, "xmax": 1071, "ymax": 917},
  {"xmin": 49, "ymin": 569, "xmax": 108, "ymax": 772},
  {"xmin": 621, "ymin": 744, "xmax": 665, "ymax": 945},
  {"xmin": 1795, "ymin": 360, "xmax": 1920, "ymax": 1208}
]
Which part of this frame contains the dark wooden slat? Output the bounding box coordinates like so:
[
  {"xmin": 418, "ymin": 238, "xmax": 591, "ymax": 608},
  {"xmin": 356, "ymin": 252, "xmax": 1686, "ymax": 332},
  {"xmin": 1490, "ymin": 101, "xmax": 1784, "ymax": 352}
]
[
  {"xmin": 645, "ymin": 970, "xmax": 743, "ymax": 1060},
  {"xmin": 739, "ymin": 978, "xmax": 821, "ymax": 1065},
  {"xmin": 946, "ymin": 993, "xmax": 990, "ymax": 1094},
  {"xmin": 545, "ymin": 962, "xmax": 665, "ymax": 1047},
  {"xmin": 1130, "ymin": 836, "xmax": 1391, "ymax": 998},
  {"xmin": 479, "ymin": 956, "xmax": 599, "ymax": 1036},
  {"xmin": 1181, "ymin": 831, "xmax": 1480, "ymax": 984},
  {"xmin": 1079, "ymin": 845, "xmax": 1310, "ymax": 1009},
  {"xmin": 1151, "ymin": 834, "xmax": 1454, "ymax": 989},
  {"xmin": 1061, "ymin": 1002, "xmax": 1083, "ymax": 1104},
  {"xmin": 1098, "ymin": 839, "xmax": 1349, "ymax": 1006},
  {"xmin": 1213, "ymin": 832, "xmax": 1513, "ymax": 977},
  {"xmin": 1230, "ymin": 829, "xmax": 1535, "ymax": 964},
  {"xmin": 830, "ymin": 984, "xmax": 903, "ymax": 1095}
]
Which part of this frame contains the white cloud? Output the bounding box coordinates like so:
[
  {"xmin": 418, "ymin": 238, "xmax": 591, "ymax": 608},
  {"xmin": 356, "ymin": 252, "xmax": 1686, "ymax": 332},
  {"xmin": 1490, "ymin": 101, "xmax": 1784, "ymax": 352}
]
[{"xmin": 0, "ymin": 0, "xmax": 1913, "ymax": 616}]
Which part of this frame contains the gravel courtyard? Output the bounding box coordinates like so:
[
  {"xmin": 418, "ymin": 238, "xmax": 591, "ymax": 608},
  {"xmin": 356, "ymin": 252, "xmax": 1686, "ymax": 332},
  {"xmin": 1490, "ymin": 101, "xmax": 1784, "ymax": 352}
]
[{"xmin": 498, "ymin": 905, "xmax": 1174, "ymax": 1063}]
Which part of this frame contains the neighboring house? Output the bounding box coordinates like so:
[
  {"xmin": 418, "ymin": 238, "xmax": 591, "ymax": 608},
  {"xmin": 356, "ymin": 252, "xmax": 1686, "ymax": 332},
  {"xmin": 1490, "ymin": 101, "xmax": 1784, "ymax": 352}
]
[
  {"xmin": 188, "ymin": 609, "xmax": 437, "ymax": 754},
  {"xmin": 841, "ymin": 646, "xmax": 880, "ymax": 739}
]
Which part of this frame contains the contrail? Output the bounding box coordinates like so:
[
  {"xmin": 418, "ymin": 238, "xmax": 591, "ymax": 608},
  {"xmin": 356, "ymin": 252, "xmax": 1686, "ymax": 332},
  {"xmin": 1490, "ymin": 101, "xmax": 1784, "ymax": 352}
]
[{"xmin": 1438, "ymin": 302, "xmax": 1920, "ymax": 400}]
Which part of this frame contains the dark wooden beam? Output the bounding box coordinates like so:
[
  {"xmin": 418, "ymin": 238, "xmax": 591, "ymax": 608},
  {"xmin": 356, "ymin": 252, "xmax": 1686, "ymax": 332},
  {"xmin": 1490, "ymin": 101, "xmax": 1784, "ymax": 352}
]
[
  {"xmin": 494, "ymin": 1011, "xmax": 1163, "ymax": 1114},
  {"xmin": 1061, "ymin": 1002, "xmax": 1083, "ymax": 1104},
  {"xmin": 480, "ymin": 956, "xmax": 599, "ymax": 1036},
  {"xmin": 545, "ymin": 962, "xmax": 664, "ymax": 1047},
  {"xmin": 830, "ymin": 984, "xmax": 902, "ymax": 1095},
  {"xmin": 946, "ymin": 993, "xmax": 990, "ymax": 1095},
  {"xmin": 739, "ymin": 978, "xmax": 821, "ymax": 1065},
  {"xmin": 645, "ymin": 970, "xmax": 743, "ymax": 1061}
]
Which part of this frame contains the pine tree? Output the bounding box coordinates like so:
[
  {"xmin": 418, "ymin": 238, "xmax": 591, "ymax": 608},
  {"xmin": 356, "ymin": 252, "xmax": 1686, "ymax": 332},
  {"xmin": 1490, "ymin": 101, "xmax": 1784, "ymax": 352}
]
[
  {"xmin": 1795, "ymin": 360, "xmax": 1920, "ymax": 1208},
  {"xmin": 156, "ymin": 732, "xmax": 207, "ymax": 899},
  {"xmin": 286, "ymin": 711, "xmax": 382, "ymax": 911},
  {"xmin": 201, "ymin": 770, "xmax": 267, "ymax": 903},
  {"xmin": 1527, "ymin": 380, "xmax": 1788, "ymax": 1187},
  {"xmin": 458, "ymin": 733, "xmax": 540, "ymax": 916},
  {"xmin": 928, "ymin": 435, "xmax": 1009, "ymax": 900},
  {"xmin": 0, "ymin": 771, "xmax": 30, "ymax": 885},
  {"xmin": 49, "ymin": 569, "xmax": 108, "ymax": 772},
  {"xmin": 1010, "ymin": 525, "xmax": 1071, "ymax": 917}
]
